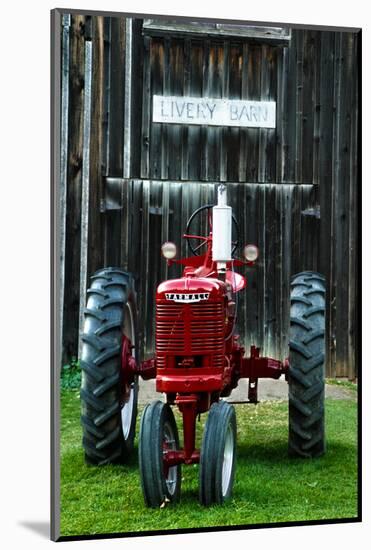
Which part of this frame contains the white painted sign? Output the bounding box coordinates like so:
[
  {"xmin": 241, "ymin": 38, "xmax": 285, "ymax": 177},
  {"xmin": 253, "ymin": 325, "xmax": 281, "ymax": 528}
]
[{"xmin": 153, "ymin": 95, "xmax": 276, "ymax": 128}]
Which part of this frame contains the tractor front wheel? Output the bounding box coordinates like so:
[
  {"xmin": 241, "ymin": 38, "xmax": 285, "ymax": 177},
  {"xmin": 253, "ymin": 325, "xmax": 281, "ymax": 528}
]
[
  {"xmin": 139, "ymin": 401, "xmax": 181, "ymax": 508},
  {"xmin": 288, "ymin": 271, "xmax": 326, "ymax": 458},
  {"xmin": 199, "ymin": 401, "xmax": 237, "ymax": 505}
]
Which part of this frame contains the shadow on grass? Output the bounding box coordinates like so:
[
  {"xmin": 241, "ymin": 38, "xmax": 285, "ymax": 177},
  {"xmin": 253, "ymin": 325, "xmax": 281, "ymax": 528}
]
[{"xmin": 237, "ymin": 439, "xmax": 355, "ymax": 464}]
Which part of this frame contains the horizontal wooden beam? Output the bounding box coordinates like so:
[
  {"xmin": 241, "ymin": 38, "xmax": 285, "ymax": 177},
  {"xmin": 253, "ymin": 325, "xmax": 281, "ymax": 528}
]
[{"xmin": 142, "ymin": 19, "xmax": 291, "ymax": 44}]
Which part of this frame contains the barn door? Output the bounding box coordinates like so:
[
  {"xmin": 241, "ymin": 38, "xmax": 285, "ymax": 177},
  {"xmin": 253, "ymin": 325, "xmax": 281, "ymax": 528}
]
[
  {"xmin": 116, "ymin": 21, "xmax": 314, "ymax": 361},
  {"xmin": 136, "ymin": 28, "xmax": 283, "ymax": 183},
  {"xmin": 109, "ymin": 21, "xmax": 319, "ymax": 362}
]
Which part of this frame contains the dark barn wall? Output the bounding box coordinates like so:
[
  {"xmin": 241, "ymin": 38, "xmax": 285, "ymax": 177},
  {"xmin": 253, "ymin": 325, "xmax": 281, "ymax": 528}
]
[{"xmin": 60, "ymin": 15, "xmax": 359, "ymax": 378}]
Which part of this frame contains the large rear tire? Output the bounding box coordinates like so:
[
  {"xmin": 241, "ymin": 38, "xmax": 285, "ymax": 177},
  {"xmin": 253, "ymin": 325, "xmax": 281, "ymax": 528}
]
[
  {"xmin": 199, "ymin": 401, "xmax": 237, "ymax": 505},
  {"xmin": 80, "ymin": 267, "xmax": 138, "ymax": 465},
  {"xmin": 288, "ymin": 271, "xmax": 326, "ymax": 458}
]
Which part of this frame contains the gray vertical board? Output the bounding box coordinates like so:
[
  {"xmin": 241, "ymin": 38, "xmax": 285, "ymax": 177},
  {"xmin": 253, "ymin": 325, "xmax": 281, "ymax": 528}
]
[
  {"xmin": 312, "ymin": 31, "xmax": 322, "ymax": 185},
  {"xmin": 219, "ymin": 40, "xmax": 230, "ymax": 182},
  {"xmin": 227, "ymin": 43, "xmax": 242, "ymax": 182},
  {"xmin": 60, "ymin": 13, "xmax": 70, "ymax": 362},
  {"xmin": 275, "ymin": 45, "xmax": 286, "ymax": 184},
  {"xmin": 290, "ymin": 184, "xmax": 301, "ymax": 276},
  {"xmin": 120, "ymin": 177, "xmax": 130, "ymax": 271},
  {"xmin": 207, "ymin": 42, "xmax": 221, "ymax": 181},
  {"xmin": 139, "ymin": 180, "xmax": 150, "ymax": 356},
  {"xmin": 129, "ymin": 179, "xmax": 143, "ymax": 280},
  {"xmin": 246, "ymin": 45, "xmax": 262, "ymax": 182},
  {"xmin": 63, "ymin": 14, "xmax": 86, "ymax": 360},
  {"xmin": 257, "ymin": 183, "xmax": 266, "ymax": 350},
  {"xmin": 188, "ymin": 40, "xmax": 203, "ymax": 181},
  {"xmin": 123, "ymin": 18, "xmax": 132, "ymax": 179},
  {"xmin": 161, "ymin": 38, "xmax": 170, "ymax": 180},
  {"xmin": 348, "ymin": 32, "xmax": 359, "ymax": 379},
  {"xmin": 160, "ymin": 182, "xmax": 170, "ymax": 283},
  {"xmin": 263, "ymin": 46, "xmax": 278, "ymax": 183},
  {"xmin": 146, "ymin": 181, "xmax": 163, "ymax": 351},
  {"xmin": 280, "ymin": 185, "xmax": 293, "ymax": 357},
  {"xmin": 130, "ymin": 19, "xmax": 145, "ymax": 178},
  {"xmin": 334, "ymin": 32, "xmax": 353, "ymax": 378},
  {"xmin": 181, "ymin": 39, "xmax": 191, "ymax": 180},
  {"xmin": 113, "ymin": 17, "xmax": 128, "ymax": 269},
  {"xmin": 168, "ymin": 181, "xmax": 183, "ymax": 281},
  {"xmin": 238, "ymin": 43, "xmax": 249, "ymax": 182},
  {"xmin": 299, "ymin": 184, "xmax": 320, "ymax": 273},
  {"xmin": 140, "ymin": 35, "xmax": 151, "ymax": 178},
  {"xmin": 284, "ymin": 31, "xmax": 297, "ymax": 182},
  {"xmin": 295, "ymin": 31, "xmax": 304, "ymax": 183},
  {"xmin": 264, "ymin": 185, "xmax": 276, "ymax": 357},
  {"xmin": 78, "ymin": 40, "xmax": 93, "ymax": 360},
  {"xmin": 301, "ymin": 30, "xmax": 315, "ymax": 183},
  {"xmin": 318, "ymin": 31, "xmax": 336, "ymax": 376},
  {"xmin": 87, "ymin": 16, "xmax": 105, "ymax": 278},
  {"xmin": 102, "ymin": 18, "xmax": 111, "ymax": 177},
  {"xmin": 168, "ymin": 40, "xmax": 184, "ymax": 181},
  {"xmin": 51, "ymin": 9, "xmax": 62, "ymax": 541},
  {"xmin": 201, "ymin": 40, "xmax": 210, "ymax": 181},
  {"xmin": 150, "ymin": 38, "xmax": 164, "ymax": 179}
]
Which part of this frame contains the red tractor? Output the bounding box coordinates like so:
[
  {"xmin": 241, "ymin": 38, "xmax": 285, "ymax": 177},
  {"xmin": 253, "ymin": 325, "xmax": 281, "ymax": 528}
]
[{"xmin": 80, "ymin": 184, "xmax": 326, "ymax": 507}]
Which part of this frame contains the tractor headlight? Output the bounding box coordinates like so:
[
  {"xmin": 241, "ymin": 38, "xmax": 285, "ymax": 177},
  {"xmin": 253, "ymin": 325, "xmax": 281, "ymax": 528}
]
[
  {"xmin": 243, "ymin": 244, "xmax": 259, "ymax": 262},
  {"xmin": 161, "ymin": 241, "xmax": 177, "ymax": 259}
]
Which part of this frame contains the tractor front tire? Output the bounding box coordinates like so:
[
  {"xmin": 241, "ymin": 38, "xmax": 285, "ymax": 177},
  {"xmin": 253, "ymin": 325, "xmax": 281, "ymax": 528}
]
[
  {"xmin": 80, "ymin": 268, "xmax": 138, "ymax": 465},
  {"xmin": 199, "ymin": 401, "xmax": 237, "ymax": 505},
  {"xmin": 139, "ymin": 401, "xmax": 181, "ymax": 508},
  {"xmin": 288, "ymin": 271, "xmax": 326, "ymax": 458}
]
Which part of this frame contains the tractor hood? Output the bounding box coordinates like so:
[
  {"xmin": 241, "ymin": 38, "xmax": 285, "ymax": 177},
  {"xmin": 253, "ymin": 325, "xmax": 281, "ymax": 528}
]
[{"xmin": 157, "ymin": 277, "xmax": 226, "ymax": 302}]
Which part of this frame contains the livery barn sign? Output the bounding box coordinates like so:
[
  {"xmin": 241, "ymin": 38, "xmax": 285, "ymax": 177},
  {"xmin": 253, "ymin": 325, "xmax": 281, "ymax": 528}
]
[{"xmin": 153, "ymin": 95, "xmax": 276, "ymax": 128}]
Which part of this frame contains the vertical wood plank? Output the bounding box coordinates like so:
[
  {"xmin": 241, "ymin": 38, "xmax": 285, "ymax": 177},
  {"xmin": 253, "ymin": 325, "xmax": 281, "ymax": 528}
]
[
  {"xmin": 63, "ymin": 14, "xmax": 85, "ymax": 360},
  {"xmin": 140, "ymin": 35, "xmax": 151, "ymax": 178},
  {"xmin": 87, "ymin": 16, "xmax": 105, "ymax": 276},
  {"xmin": 239, "ymin": 43, "xmax": 249, "ymax": 182},
  {"xmin": 188, "ymin": 40, "xmax": 203, "ymax": 181},
  {"xmin": 130, "ymin": 19, "xmax": 144, "ymax": 178},
  {"xmin": 60, "ymin": 13, "xmax": 71, "ymax": 362},
  {"xmin": 348, "ymin": 32, "xmax": 359, "ymax": 380},
  {"xmin": 295, "ymin": 31, "xmax": 304, "ymax": 183},
  {"xmin": 227, "ymin": 43, "xmax": 242, "ymax": 182},
  {"xmin": 312, "ymin": 31, "xmax": 322, "ymax": 185},
  {"xmin": 220, "ymin": 40, "xmax": 229, "ymax": 182},
  {"xmin": 207, "ymin": 42, "xmax": 221, "ymax": 181},
  {"xmin": 284, "ymin": 31, "xmax": 297, "ymax": 182},
  {"xmin": 301, "ymin": 30, "xmax": 315, "ymax": 183},
  {"xmin": 149, "ymin": 38, "xmax": 164, "ymax": 179},
  {"xmin": 201, "ymin": 40, "xmax": 210, "ymax": 181},
  {"xmin": 168, "ymin": 39, "xmax": 184, "ymax": 181},
  {"xmin": 78, "ymin": 38, "xmax": 93, "ymax": 359},
  {"xmin": 246, "ymin": 45, "xmax": 261, "ymax": 182},
  {"xmin": 334, "ymin": 32, "xmax": 352, "ymax": 378},
  {"xmin": 181, "ymin": 39, "xmax": 191, "ymax": 180}
]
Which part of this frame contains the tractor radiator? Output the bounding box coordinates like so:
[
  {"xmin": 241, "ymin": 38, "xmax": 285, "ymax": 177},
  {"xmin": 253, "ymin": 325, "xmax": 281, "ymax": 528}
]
[{"xmin": 155, "ymin": 301, "xmax": 225, "ymax": 369}]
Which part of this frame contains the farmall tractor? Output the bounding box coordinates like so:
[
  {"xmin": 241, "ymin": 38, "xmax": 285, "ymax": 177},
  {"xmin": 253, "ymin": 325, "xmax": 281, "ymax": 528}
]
[{"xmin": 80, "ymin": 184, "xmax": 326, "ymax": 507}]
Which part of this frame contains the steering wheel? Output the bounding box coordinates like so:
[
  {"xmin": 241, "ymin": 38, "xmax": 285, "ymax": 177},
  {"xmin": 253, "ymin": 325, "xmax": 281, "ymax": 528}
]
[{"xmin": 185, "ymin": 204, "xmax": 239, "ymax": 256}]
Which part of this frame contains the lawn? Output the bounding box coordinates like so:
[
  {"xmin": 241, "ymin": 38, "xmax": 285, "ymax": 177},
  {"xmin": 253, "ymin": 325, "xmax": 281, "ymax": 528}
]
[{"xmin": 60, "ymin": 390, "xmax": 358, "ymax": 537}]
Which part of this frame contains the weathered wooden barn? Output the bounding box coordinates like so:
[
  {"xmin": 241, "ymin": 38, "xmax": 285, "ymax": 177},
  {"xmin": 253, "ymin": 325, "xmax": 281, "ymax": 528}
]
[{"xmin": 57, "ymin": 11, "xmax": 360, "ymax": 378}]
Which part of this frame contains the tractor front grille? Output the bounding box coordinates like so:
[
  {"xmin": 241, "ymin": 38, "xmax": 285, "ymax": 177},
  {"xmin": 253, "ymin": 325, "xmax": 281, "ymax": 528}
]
[{"xmin": 156, "ymin": 301, "xmax": 225, "ymax": 369}]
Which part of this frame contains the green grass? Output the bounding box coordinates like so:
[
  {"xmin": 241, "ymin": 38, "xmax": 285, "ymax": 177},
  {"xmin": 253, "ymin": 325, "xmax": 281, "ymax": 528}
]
[{"xmin": 60, "ymin": 391, "xmax": 358, "ymax": 537}]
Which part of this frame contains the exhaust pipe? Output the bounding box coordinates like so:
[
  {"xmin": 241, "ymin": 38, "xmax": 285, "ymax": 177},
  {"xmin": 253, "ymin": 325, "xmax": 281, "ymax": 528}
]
[{"xmin": 212, "ymin": 184, "xmax": 232, "ymax": 274}]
